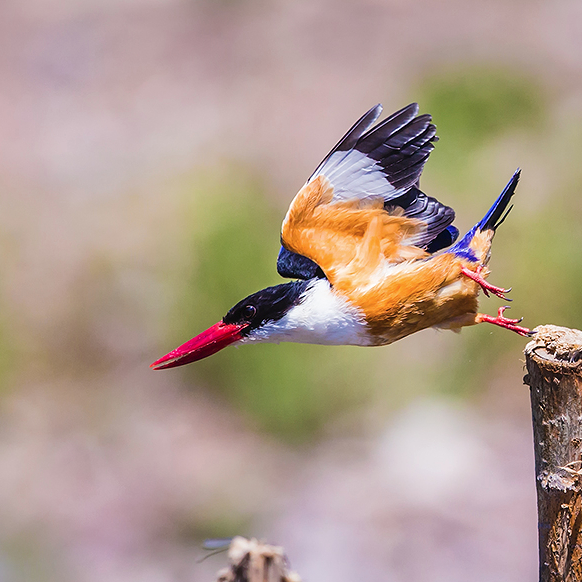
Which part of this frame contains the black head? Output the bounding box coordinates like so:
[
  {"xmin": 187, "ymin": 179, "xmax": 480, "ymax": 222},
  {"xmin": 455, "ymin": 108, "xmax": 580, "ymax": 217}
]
[
  {"xmin": 151, "ymin": 280, "xmax": 312, "ymax": 370},
  {"xmin": 222, "ymin": 280, "xmax": 309, "ymax": 335}
]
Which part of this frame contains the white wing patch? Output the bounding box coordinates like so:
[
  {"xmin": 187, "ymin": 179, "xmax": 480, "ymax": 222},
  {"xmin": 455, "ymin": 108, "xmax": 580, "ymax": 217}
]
[
  {"xmin": 314, "ymin": 149, "xmax": 398, "ymax": 204},
  {"xmin": 304, "ymin": 103, "xmax": 437, "ymax": 208}
]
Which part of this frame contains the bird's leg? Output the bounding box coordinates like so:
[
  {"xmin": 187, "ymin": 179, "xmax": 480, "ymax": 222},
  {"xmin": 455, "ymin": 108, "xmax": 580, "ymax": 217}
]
[
  {"xmin": 476, "ymin": 306, "xmax": 533, "ymax": 337},
  {"xmin": 461, "ymin": 265, "xmax": 512, "ymax": 300}
]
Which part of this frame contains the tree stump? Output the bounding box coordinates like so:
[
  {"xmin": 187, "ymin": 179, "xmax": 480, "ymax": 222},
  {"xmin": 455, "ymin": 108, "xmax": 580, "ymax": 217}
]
[
  {"xmin": 525, "ymin": 325, "xmax": 582, "ymax": 582},
  {"xmin": 214, "ymin": 537, "xmax": 301, "ymax": 582}
]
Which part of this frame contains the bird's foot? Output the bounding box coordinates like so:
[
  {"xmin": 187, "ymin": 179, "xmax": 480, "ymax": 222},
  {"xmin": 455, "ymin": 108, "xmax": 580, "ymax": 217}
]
[
  {"xmin": 461, "ymin": 266, "xmax": 512, "ymax": 300},
  {"xmin": 477, "ymin": 306, "xmax": 533, "ymax": 337}
]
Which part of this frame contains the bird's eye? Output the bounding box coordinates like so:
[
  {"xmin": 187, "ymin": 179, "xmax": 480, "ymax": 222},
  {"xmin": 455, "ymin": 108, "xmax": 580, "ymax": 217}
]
[{"xmin": 242, "ymin": 305, "xmax": 256, "ymax": 321}]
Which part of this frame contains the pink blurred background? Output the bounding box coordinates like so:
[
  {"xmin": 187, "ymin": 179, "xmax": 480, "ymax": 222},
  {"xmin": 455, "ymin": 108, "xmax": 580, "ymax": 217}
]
[{"xmin": 2, "ymin": 0, "xmax": 582, "ymax": 580}]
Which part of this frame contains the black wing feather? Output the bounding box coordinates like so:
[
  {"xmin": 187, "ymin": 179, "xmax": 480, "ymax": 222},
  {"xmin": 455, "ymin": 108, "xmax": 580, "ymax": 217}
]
[
  {"xmin": 386, "ymin": 186, "xmax": 456, "ymax": 249},
  {"xmin": 308, "ymin": 104, "xmax": 384, "ymax": 182},
  {"xmin": 308, "ymin": 103, "xmax": 437, "ymax": 201},
  {"xmin": 278, "ymin": 104, "xmax": 456, "ymax": 280}
]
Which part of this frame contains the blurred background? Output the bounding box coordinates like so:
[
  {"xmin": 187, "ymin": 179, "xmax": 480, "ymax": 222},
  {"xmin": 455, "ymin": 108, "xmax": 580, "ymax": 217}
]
[{"xmin": 1, "ymin": 0, "xmax": 582, "ymax": 580}]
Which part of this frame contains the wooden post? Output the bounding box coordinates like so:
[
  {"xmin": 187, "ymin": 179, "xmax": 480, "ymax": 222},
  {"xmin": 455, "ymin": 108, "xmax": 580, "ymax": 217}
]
[
  {"xmin": 525, "ymin": 325, "xmax": 582, "ymax": 582},
  {"xmin": 214, "ymin": 537, "xmax": 301, "ymax": 582}
]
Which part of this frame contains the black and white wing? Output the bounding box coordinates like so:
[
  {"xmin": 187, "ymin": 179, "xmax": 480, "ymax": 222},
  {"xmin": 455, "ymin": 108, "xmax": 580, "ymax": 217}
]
[
  {"xmin": 309, "ymin": 102, "xmax": 437, "ymax": 202},
  {"xmin": 277, "ymin": 103, "xmax": 457, "ymax": 280}
]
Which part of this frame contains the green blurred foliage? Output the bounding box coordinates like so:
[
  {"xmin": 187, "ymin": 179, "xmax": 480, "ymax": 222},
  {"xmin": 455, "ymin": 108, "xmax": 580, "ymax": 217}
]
[
  {"xmin": 422, "ymin": 67, "xmax": 544, "ymax": 143},
  {"xmin": 169, "ymin": 167, "xmax": 377, "ymax": 443},
  {"xmin": 0, "ymin": 331, "xmax": 9, "ymax": 393},
  {"xmin": 2, "ymin": 532, "xmax": 62, "ymax": 582},
  {"xmin": 0, "ymin": 299, "xmax": 12, "ymax": 397},
  {"xmin": 418, "ymin": 66, "xmax": 546, "ymax": 191},
  {"xmin": 175, "ymin": 507, "xmax": 252, "ymax": 549}
]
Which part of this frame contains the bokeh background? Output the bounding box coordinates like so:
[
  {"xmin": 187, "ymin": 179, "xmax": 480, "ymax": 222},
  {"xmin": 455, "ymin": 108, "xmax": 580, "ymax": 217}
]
[{"xmin": 1, "ymin": 0, "xmax": 582, "ymax": 580}]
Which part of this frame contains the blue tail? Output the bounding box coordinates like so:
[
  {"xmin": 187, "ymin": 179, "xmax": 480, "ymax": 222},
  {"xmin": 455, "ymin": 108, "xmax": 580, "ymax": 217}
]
[{"xmin": 449, "ymin": 169, "xmax": 520, "ymax": 261}]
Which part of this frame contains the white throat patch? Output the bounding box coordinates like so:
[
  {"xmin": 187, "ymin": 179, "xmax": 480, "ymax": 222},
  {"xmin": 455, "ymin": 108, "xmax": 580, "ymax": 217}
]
[{"xmin": 243, "ymin": 279, "xmax": 369, "ymax": 346}]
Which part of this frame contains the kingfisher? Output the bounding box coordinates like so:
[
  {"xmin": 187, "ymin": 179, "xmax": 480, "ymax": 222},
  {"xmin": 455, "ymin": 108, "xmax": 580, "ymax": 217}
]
[{"xmin": 152, "ymin": 103, "xmax": 531, "ymax": 370}]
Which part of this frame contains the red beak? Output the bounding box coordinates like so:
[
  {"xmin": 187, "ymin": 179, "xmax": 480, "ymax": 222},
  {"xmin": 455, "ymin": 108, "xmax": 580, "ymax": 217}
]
[{"xmin": 150, "ymin": 321, "xmax": 247, "ymax": 370}]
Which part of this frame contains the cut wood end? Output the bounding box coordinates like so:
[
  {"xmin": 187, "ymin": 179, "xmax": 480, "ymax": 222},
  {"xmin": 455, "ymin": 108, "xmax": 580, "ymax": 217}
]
[
  {"xmin": 525, "ymin": 324, "xmax": 582, "ymax": 366},
  {"xmin": 215, "ymin": 536, "xmax": 301, "ymax": 582}
]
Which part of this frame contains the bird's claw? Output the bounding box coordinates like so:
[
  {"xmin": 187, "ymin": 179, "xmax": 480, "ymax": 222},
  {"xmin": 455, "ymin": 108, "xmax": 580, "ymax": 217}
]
[
  {"xmin": 477, "ymin": 306, "xmax": 533, "ymax": 337},
  {"xmin": 497, "ymin": 305, "xmax": 522, "ymax": 324},
  {"xmin": 461, "ymin": 266, "xmax": 512, "ymax": 301}
]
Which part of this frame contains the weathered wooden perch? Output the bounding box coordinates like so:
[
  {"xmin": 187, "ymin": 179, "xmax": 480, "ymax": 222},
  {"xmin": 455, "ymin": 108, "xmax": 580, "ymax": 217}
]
[
  {"xmin": 214, "ymin": 537, "xmax": 301, "ymax": 582},
  {"xmin": 525, "ymin": 325, "xmax": 582, "ymax": 582}
]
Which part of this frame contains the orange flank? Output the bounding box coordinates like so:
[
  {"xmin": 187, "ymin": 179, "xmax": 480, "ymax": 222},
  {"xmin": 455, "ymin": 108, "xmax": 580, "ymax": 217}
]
[{"xmin": 282, "ymin": 175, "xmax": 489, "ymax": 344}]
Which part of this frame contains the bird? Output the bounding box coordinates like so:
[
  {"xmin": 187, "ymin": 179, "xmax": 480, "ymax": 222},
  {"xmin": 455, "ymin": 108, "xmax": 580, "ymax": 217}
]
[{"xmin": 151, "ymin": 103, "xmax": 531, "ymax": 370}]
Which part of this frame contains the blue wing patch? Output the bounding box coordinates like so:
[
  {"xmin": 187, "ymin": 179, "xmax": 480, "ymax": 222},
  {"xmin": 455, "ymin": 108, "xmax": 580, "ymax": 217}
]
[{"xmin": 277, "ymin": 245, "xmax": 325, "ymax": 280}]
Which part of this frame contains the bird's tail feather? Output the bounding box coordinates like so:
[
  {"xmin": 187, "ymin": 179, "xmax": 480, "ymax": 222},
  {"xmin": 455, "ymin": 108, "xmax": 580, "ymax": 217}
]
[
  {"xmin": 477, "ymin": 169, "xmax": 520, "ymax": 233},
  {"xmin": 448, "ymin": 169, "xmax": 520, "ymax": 261}
]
